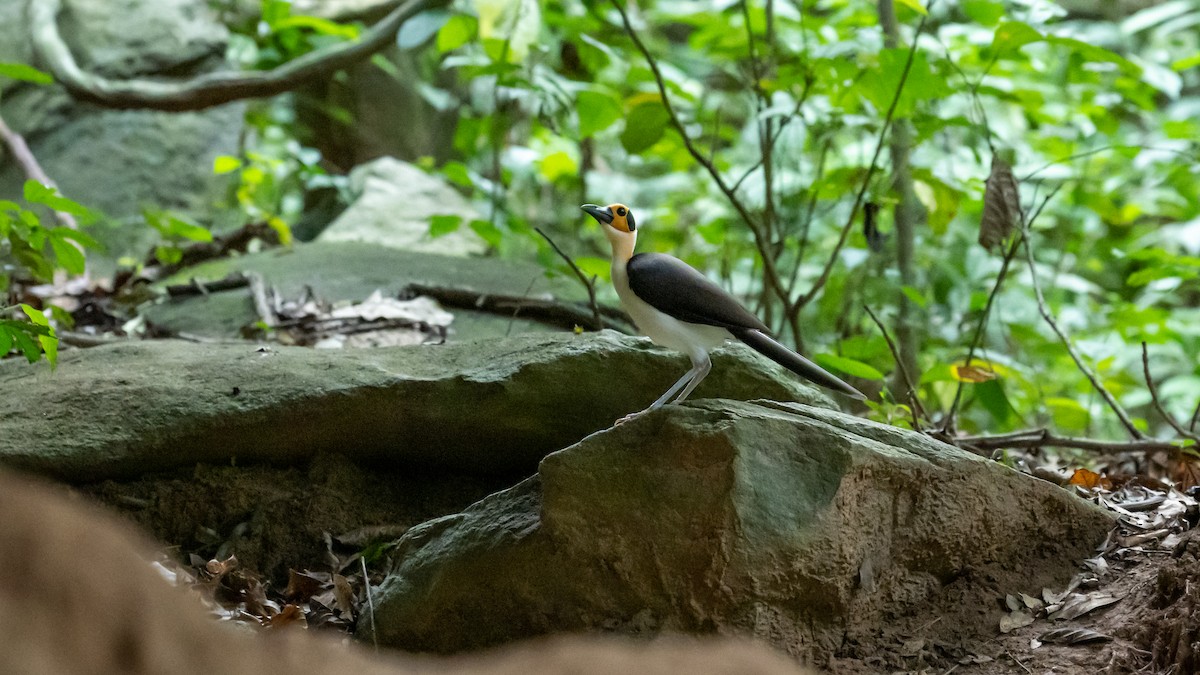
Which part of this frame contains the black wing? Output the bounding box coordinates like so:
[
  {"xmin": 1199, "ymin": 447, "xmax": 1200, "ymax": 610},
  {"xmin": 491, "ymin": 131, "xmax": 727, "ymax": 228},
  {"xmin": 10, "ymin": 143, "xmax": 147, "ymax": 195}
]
[{"xmin": 627, "ymin": 253, "xmax": 769, "ymax": 332}]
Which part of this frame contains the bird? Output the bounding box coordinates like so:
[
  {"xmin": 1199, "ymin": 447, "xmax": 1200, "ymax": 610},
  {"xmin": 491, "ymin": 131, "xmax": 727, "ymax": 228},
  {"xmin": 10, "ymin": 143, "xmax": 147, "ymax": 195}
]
[{"xmin": 581, "ymin": 202, "xmax": 866, "ymax": 420}]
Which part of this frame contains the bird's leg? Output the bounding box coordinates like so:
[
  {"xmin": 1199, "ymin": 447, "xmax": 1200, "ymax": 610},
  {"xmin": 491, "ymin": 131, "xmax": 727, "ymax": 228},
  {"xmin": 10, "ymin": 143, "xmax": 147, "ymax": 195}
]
[
  {"xmin": 650, "ymin": 365, "xmax": 701, "ymax": 410},
  {"xmin": 614, "ymin": 362, "xmax": 701, "ymax": 426},
  {"xmin": 670, "ymin": 354, "xmax": 711, "ymax": 404}
]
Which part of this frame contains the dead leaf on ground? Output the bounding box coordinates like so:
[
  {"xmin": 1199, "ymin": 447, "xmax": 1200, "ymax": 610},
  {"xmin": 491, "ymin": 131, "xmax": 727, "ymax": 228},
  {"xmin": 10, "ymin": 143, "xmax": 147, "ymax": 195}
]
[
  {"xmin": 263, "ymin": 603, "xmax": 307, "ymax": 629},
  {"xmin": 1046, "ymin": 592, "xmax": 1121, "ymax": 621},
  {"xmin": 285, "ymin": 569, "xmax": 325, "ymax": 601},
  {"xmin": 1000, "ymin": 610, "xmax": 1035, "ymax": 633},
  {"xmin": 1069, "ymin": 468, "xmax": 1113, "ymax": 490},
  {"xmin": 1039, "ymin": 626, "xmax": 1112, "ymax": 645}
]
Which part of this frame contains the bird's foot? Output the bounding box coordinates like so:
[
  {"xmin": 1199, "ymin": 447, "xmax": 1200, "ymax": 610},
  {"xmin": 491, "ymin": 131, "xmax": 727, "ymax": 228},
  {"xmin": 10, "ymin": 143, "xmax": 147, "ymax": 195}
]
[{"xmin": 614, "ymin": 410, "xmax": 647, "ymax": 426}]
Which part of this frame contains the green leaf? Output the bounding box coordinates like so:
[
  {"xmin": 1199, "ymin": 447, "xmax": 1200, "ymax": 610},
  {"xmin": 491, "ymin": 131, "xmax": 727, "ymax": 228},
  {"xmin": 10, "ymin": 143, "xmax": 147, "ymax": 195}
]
[
  {"xmin": 620, "ymin": 101, "xmax": 670, "ymax": 154},
  {"xmin": 537, "ymin": 151, "xmax": 578, "ymax": 182},
  {"xmin": 900, "ymin": 285, "xmax": 928, "ymax": 309},
  {"xmin": 397, "ymin": 9, "xmax": 450, "ymax": 49},
  {"xmin": 0, "ymin": 62, "xmax": 53, "ymax": 85},
  {"xmin": 975, "ymin": 379, "xmax": 1012, "ymax": 424},
  {"xmin": 893, "ymin": 0, "xmax": 927, "ymax": 15},
  {"xmin": 469, "ymin": 219, "xmax": 502, "ymax": 248},
  {"xmin": 155, "ymin": 245, "xmax": 183, "ymax": 265},
  {"xmin": 1172, "ymin": 53, "xmax": 1200, "ymax": 71},
  {"xmin": 1046, "ymin": 397, "xmax": 1090, "ymax": 433},
  {"xmin": 20, "ymin": 304, "xmax": 48, "ymax": 327},
  {"xmin": 429, "ymin": 214, "xmax": 463, "ymax": 237},
  {"xmin": 962, "ymin": 0, "xmax": 1004, "ymax": 25},
  {"xmin": 22, "ymin": 181, "xmax": 95, "ymax": 223},
  {"xmin": 55, "ymin": 227, "xmax": 100, "ymax": 250},
  {"xmin": 990, "ymin": 21, "xmax": 1043, "ymax": 55},
  {"xmin": 574, "ymin": 256, "xmax": 610, "ymax": 281},
  {"xmin": 813, "ymin": 353, "xmax": 885, "ymax": 381},
  {"xmin": 19, "ymin": 304, "xmax": 56, "ymax": 367},
  {"xmin": 271, "ymin": 15, "xmax": 359, "ymax": 39},
  {"xmin": 441, "ymin": 161, "xmax": 473, "ymax": 188},
  {"xmin": 436, "ymin": 14, "xmax": 476, "ymax": 53},
  {"xmin": 11, "ymin": 329, "xmax": 40, "ymax": 363},
  {"xmin": 49, "ymin": 235, "xmax": 85, "ymax": 274},
  {"xmin": 0, "ymin": 324, "xmax": 11, "ymax": 355},
  {"xmin": 166, "ymin": 215, "xmax": 212, "ymax": 242},
  {"xmin": 577, "ymin": 90, "xmax": 622, "ymax": 138},
  {"xmin": 213, "ymin": 155, "xmax": 242, "ymax": 175}
]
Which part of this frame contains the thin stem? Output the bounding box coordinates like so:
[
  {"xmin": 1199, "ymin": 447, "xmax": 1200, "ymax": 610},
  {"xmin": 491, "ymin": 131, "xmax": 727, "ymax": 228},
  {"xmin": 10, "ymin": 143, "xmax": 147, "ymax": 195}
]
[
  {"xmin": 864, "ymin": 304, "xmax": 927, "ymax": 427},
  {"xmin": 535, "ymin": 227, "xmax": 602, "ymax": 331},
  {"xmin": 1021, "ymin": 227, "xmax": 1144, "ymax": 440},
  {"xmin": 611, "ymin": 0, "xmax": 792, "ymax": 315},
  {"xmin": 1141, "ymin": 342, "xmax": 1200, "ymax": 443},
  {"xmin": 795, "ymin": 4, "xmax": 933, "ymax": 310}
]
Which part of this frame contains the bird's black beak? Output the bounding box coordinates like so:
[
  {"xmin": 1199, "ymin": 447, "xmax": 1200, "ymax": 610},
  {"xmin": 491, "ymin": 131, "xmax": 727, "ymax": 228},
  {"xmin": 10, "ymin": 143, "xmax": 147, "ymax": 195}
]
[{"xmin": 581, "ymin": 204, "xmax": 614, "ymax": 225}]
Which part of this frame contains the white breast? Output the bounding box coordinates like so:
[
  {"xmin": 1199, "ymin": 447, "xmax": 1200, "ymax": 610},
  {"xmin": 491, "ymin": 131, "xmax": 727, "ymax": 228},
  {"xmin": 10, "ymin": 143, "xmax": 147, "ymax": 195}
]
[{"xmin": 612, "ymin": 260, "xmax": 731, "ymax": 362}]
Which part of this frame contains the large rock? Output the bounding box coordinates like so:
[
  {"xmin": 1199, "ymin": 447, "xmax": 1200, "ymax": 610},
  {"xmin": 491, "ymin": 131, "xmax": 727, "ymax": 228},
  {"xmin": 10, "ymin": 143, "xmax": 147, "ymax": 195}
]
[
  {"xmin": 365, "ymin": 399, "xmax": 1113, "ymax": 660},
  {"xmin": 0, "ymin": 0, "xmax": 242, "ymax": 265},
  {"xmin": 0, "ymin": 468, "xmax": 812, "ymax": 675},
  {"xmin": 0, "ymin": 332, "xmax": 835, "ymax": 482},
  {"xmin": 143, "ymin": 242, "xmax": 588, "ymax": 340},
  {"xmin": 316, "ymin": 157, "xmax": 487, "ymax": 255}
]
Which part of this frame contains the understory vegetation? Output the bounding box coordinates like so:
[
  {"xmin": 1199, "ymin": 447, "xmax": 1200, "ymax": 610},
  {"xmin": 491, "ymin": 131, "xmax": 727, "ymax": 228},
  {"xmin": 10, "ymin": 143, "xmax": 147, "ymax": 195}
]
[{"xmin": 3, "ymin": 0, "xmax": 1199, "ymax": 467}]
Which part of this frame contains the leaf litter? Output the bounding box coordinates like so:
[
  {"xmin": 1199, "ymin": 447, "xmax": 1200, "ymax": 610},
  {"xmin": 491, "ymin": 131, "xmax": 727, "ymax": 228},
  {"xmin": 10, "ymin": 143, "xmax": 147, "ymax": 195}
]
[{"xmin": 151, "ymin": 534, "xmax": 383, "ymax": 633}]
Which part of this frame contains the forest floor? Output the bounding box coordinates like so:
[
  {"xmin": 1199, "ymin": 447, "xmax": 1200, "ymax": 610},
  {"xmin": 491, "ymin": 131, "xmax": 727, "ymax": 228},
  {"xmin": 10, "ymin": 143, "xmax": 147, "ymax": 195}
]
[{"xmin": 87, "ymin": 463, "xmax": 1197, "ymax": 675}]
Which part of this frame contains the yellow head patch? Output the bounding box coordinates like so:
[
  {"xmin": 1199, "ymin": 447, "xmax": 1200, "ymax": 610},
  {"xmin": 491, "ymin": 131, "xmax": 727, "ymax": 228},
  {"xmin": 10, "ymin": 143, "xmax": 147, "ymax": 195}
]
[{"xmin": 606, "ymin": 203, "xmax": 636, "ymax": 233}]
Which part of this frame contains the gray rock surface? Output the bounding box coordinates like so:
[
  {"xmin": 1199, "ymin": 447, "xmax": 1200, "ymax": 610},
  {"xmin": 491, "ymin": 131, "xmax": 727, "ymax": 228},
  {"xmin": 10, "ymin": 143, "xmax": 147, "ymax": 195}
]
[
  {"xmin": 0, "ymin": 332, "xmax": 835, "ymax": 482},
  {"xmin": 0, "ymin": 0, "xmax": 242, "ymax": 265},
  {"xmin": 365, "ymin": 399, "xmax": 1113, "ymax": 658},
  {"xmin": 143, "ymin": 241, "xmax": 592, "ymax": 340},
  {"xmin": 316, "ymin": 157, "xmax": 487, "ymax": 255}
]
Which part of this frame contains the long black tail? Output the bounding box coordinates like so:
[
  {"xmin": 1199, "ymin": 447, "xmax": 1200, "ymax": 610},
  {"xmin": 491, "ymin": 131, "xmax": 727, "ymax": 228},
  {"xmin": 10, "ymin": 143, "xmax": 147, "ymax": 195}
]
[{"xmin": 733, "ymin": 328, "xmax": 866, "ymax": 400}]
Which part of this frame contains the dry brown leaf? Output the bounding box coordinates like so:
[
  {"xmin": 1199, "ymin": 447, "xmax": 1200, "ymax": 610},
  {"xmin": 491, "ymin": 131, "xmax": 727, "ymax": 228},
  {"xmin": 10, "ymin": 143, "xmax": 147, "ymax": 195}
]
[
  {"xmin": 980, "ymin": 155, "xmax": 1020, "ymax": 252},
  {"xmin": 333, "ymin": 573, "xmax": 355, "ymax": 618},
  {"xmin": 285, "ymin": 569, "xmax": 325, "ymax": 601},
  {"xmin": 1170, "ymin": 457, "xmax": 1200, "ymax": 489},
  {"xmin": 263, "ymin": 603, "xmax": 307, "ymax": 629},
  {"xmin": 1068, "ymin": 468, "xmax": 1113, "ymax": 490}
]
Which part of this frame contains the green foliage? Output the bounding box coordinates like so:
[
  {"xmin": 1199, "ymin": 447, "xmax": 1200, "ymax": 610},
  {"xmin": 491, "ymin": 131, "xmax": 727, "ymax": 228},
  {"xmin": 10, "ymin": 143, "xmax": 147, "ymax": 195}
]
[
  {"xmin": 143, "ymin": 209, "xmax": 213, "ymax": 265},
  {"xmin": 395, "ymin": 0, "xmax": 1200, "ymax": 441},
  {"xmin": 0, "ymin": 182, "xmax": 97, "ymax": 367}
]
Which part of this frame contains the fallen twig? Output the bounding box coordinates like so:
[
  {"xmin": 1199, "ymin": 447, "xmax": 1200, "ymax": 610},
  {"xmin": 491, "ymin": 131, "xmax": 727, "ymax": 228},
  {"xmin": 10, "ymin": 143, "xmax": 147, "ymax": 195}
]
[
  {"xmin": 956, "ymin": 429, "xmax": 1179, "ymax": 454},
  {"xmin": 403, "ymin": 283, "xmax": 632, "ymax": 333}
]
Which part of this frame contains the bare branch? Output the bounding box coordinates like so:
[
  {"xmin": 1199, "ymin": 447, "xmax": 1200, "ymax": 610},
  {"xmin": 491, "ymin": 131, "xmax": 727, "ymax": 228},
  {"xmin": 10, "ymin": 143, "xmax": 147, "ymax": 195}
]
[
  {"xmin": 535, "ymin": 227, "xmax": 603, "ymax": 331},
  {"xmin": 28, "ymin": 0, "xmax": 441, "ymax": 111},
  {"xmin": 796, "ymin": 4, "xmax": 933, "ymax": 309},
  {"xmin": 956, "ymin": 428, "xmax": 1181, "ymax": 455},
  {"xmin": 939, "ymin": 234, "xmax": 1022, "ymax": 434},
  {"xmin": 1021, "ymin": 224, "xmax": 1144, "ymax": 440},
  {"xmin": 1141, "ymin": 342, "xmax": 1200, "ymax": 443},
  {"xmin": 864, "ymin": 305, "xmax": 927, "ymax": 428},
  {"xmin": 610, "ymin": 0, "xmax": 792, "ymax": 313},
  {"xmin": 0, "ymin": 112, "xmax": 78, "ymax": 231}
]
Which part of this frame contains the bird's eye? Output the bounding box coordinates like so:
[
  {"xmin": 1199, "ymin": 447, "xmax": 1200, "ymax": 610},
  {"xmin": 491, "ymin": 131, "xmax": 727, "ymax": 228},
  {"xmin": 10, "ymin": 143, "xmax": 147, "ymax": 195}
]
[{"xmin": 616, "ymin": 207, "xmax": 627, "ymax": 216}]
